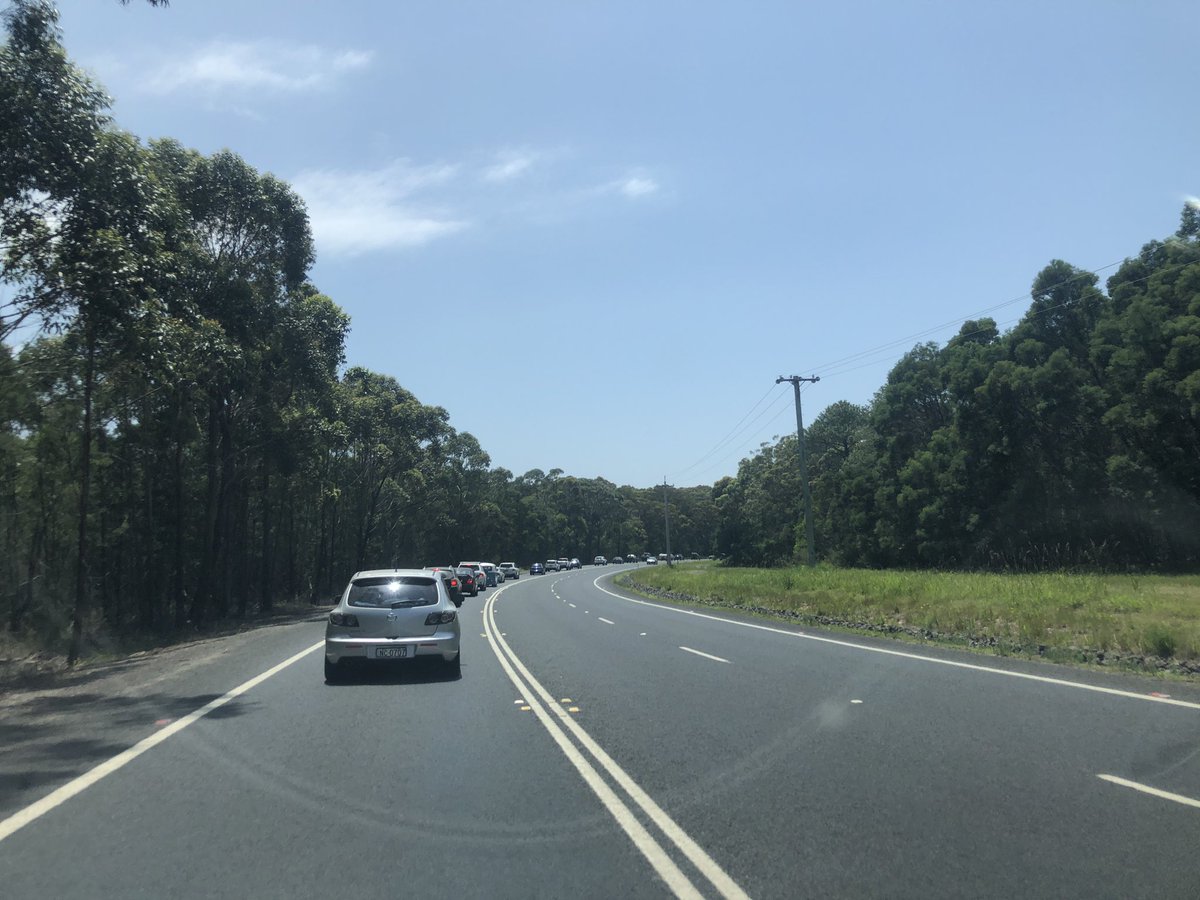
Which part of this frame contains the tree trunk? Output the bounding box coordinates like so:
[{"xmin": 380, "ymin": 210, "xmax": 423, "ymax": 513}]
[
  {"xmin": 68, "ymin": 327, "xmax": 96, "ymax": 665},
  {"xmin": 218, "ymin": 402, "xmax": 235, "ymax": 619},
  {"xmin": 193, "ymin": 395, "xmax": 221, "ymax": 625},
  {"xmin": 259, "ymin": 460, "xmax": 272, "ymax": 612},
  {"xmin": 173, "ymin": 397, "xmax": 187, "ymax": 629}
]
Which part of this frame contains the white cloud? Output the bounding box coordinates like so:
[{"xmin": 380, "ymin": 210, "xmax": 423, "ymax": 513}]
[
  {"xmin": 292, "ymin": 153, "xmax": 664, "ymax": 257},
  {"xmin": 617, "ymin": 176, "xmax": 659, "ymax": 198},
  {"xmin": 483, "ymin": 153, "xmax": 537, "ymax": 183},
  {"xmin": 144, "ymin": 39, "xmax": 373, "ymax": 96},
  {"xmin": 292, "ymin": 160, "xmax": 469, "ymax": 258}
]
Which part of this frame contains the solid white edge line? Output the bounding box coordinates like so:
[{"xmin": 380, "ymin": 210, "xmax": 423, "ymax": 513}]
[
  {"xmin": 1097, "ymin": 774, "xmax": 1200, "ymax": 809},
  {"xmin": 679, "ymin": 646, "xmax": 732, "ymax": 664},
  {"xmin": 481, "ymin": 588, "xmax": 704, "ymax": 900},
  {"xmin": 593, "ymin": 575, "xmax": 1200, "ymax": 712},
  {"xmin": 486, "ymin": 587, "xmax": 751, "ymax": 900},
  {"xmin": 0, "ymin": 638, "xmax": 325, "ymax": 844}
]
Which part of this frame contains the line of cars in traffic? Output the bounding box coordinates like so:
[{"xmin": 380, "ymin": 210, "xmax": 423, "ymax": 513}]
[
  {"xmin": 323, "ymin": 559, "xmax": 518, "ymax": 682},
  {"xmin": 525, "ymin": 552, "xmax": 694, "ymax": 574},
  {"xmin": 323, "ymin": 553, "xmax": 697, "ymax": 680}
]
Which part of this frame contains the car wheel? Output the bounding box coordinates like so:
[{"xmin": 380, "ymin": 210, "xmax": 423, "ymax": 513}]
[
  {"xmin": 324, "ymin": 656, "xmax": 343, "ymax": 684},
  {"xmin": 447, "ymin": 649, "xmax": 462, "ymax": 676}
]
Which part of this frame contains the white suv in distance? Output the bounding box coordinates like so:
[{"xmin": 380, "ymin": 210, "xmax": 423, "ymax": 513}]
[
  {"xmin": 500, "ymin": 562, "xmax": 519, "ymax": 579},
  {"xmin": 324, "ymin": 569, "xmax": 461, "ymax": 682},
  {"xmin": 593, "ymin": 555, "xmax": 607, "ymax": 565}
]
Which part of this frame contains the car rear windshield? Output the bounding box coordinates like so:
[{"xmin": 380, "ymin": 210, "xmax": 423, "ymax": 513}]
[{"xmin": 347, "ymin": 576, "xmax": 438, "ymax": 608}]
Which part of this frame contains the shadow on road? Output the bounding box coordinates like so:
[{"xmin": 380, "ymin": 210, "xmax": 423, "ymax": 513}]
[
  {"xmin": 325, "ymin": 658, "xmax": 464, "ymax": 686},
  {"xmin": 0, "ymin": 690, "xmax": 258, "ymax": 814}
]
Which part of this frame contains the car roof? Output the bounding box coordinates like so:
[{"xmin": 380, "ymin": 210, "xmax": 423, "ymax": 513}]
[{"xmin": 351, "ymin": 568, "xmax": 436, "ymax": 580}]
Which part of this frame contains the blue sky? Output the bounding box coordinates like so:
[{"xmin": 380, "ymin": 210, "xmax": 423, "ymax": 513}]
[{"xmin": 50, "ymin": 0, "xmax": 1199, "ymax": 487}]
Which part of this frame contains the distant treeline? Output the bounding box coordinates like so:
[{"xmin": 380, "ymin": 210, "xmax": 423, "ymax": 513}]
[
  {"xmin": 715, "ymin": 209, "xmax": 1200, "ymax": 570},
  {"xmin": 2, "ymin": 4, "xmax": 1197, "ymax": 661}
]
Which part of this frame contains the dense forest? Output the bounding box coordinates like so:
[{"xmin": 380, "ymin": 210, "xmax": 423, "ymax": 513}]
[
  {"xmin": 0, "ymin": 2, "xmax": 715, "ymax": 658},
  {"xmin": 2, "ymin": 2, "xmax": 1198, "ymax": 660},
  {"xmin": 717, "ymin": 213, "xmax": 1200, "ymax": 570}
]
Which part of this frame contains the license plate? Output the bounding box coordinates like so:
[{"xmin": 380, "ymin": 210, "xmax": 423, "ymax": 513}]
[{"xmin": 374, "ymin": 646, "xmax": 408, "ymax": 659}]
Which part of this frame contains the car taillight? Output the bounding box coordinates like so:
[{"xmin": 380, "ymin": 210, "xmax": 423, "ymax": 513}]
[
  {"xmin": 425, "ymin": 611, "xmax": 457, "ymax": 626},
  {"xmin": 329, "ymin": 612, "xmax": 359, "ymax": 627},
  {"xmin": 450, "ymin": 578, "xmax": 459, "ymax": 589}
]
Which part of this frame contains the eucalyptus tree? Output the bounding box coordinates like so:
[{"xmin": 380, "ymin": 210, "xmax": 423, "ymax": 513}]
[
  {"xmin": 1, "ymin": 0, "xmax": 109, "ymax": 338},
  {"xmin": 1, "ymin": 0, "xmax": 166, "ymax": 659},
  {"xmin": 144, "ymin": 142, "xmax": 314, "ymax": 621}
]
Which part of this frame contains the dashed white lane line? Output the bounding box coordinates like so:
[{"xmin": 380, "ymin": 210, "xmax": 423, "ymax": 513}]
[
  {"xmin": 592, "ymin": 576, "xmax": 1200, "ymax": 712},
  {"xmin": 0, "ymin": 639, "xmax": 325, "ymax": 844},
  {"xmin": 568, "ymin": 603, "xmax": 577, "ymax": 608},
  {"xmin": 598, "ymin": 617, "xmax": 615, "ymax": 625},
  {"xmin": 1097, "ymin": 774, "xmax": 1200, "ymax": 810},
  {"xmin": 679, "ymin": 646, "xmax": 732, "ymax": 664}
]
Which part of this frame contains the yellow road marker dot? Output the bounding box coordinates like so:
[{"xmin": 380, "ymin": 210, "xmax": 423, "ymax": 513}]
[
  {"xmin": 568, "ymin": 707, "xmax": 580, "ymax": 713},
  {"xmin": 520, "ymin": 705, "xmax": 532, "ymax": 711},
  {"xmin": 561, "ymin": 698, "xmax": 572, "ymax": 703}
]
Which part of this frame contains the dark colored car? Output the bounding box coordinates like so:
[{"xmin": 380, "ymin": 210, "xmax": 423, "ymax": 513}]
[
  {"xmin": 530, "ymin": 562, "xmax": 545, "ymax": 575},
  {"xmin": 429, "ymin": 569, "xmax": 464, "ymax": 607},
  {"xmin": 454, "ymin": 566, "xmax": 480, "ymax": 596}
]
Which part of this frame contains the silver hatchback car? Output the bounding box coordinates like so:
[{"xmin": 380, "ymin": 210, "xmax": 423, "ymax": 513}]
[{"xmin": 324, "ymin": 569, "xmax": 462, "ymax": 682}]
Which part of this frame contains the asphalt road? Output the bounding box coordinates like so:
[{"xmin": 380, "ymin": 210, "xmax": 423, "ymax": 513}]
[{"xmin": 2, "ymin": 564, "xmax": 1199, "ymax": 898}]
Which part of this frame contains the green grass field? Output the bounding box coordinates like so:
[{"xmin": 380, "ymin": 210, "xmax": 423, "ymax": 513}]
[{"xmin": 618, "ymin": 562, "xmax": 1200, "ymax": 670}]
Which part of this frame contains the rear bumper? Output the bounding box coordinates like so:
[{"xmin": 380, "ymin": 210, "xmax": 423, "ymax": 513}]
[{"xmin": 325, "ymin": 631, "xmax": 460, "ymax": 664}]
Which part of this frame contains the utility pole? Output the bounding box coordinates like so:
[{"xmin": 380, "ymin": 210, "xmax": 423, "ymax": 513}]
[
  {"xmin": 776, "ymin": 375, "xmax": 820, "ymax": 566},
  {"xmin": 663, "ymin": 477, "xmax": 672, "ymax": 566}
]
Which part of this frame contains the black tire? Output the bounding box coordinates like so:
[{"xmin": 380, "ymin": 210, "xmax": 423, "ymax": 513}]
[
  {"xmin": 447, "ymin": 648, "xmax": 462, "ymax": 676},
  {"xmin": 324, "ymin": 655, "xmax": 343, "ymax": 684}
]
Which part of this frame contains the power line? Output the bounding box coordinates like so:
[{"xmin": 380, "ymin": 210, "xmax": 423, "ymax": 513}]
[
  {"xmin": 686, "ymin": 395, "xmax": 797, "ymax": 481},
  {"xmin": 806, "ymin": 259, "xmax": 1126, "ymax": 378},
  {"xmin": 667, "ymin": 255, "xmax": 1187, "ymax": 484},
  {"xmin": 669, "ymin": 382, "xmax": 784, "ymax": 478}
]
